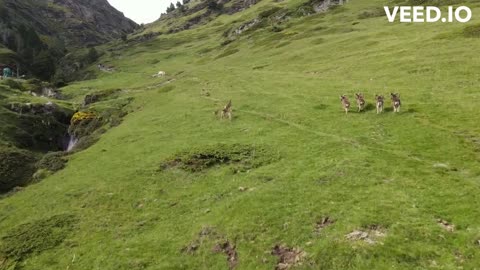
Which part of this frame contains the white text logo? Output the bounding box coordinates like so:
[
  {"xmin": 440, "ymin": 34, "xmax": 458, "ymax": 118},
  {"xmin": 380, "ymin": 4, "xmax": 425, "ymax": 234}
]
[{"xmin": 384, "ymin": 6, "xmax": 472, "ymax": 23}]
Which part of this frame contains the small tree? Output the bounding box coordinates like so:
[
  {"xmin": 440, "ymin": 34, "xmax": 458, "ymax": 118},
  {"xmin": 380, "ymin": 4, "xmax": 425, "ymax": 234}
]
[
  {"xmin": 183, "ymin": 0, "xmax": 190, "ymax": 4},
  {"xmin": 86, "ymin": 47, "xmax": 99, "ymax": 63},
  {"xmin": 206, "ymin": 0, "xmax": 222, "ymax": 11},
  {"xmin": 120, "ymin": 33, "xmax": 128, "ymax": 42},
  {"xmin": 176, "ymin": 1, "xmax": 182, "ymax": 8},
  {"xmin": 166, "ymin": 3, "xmax": 176, "ymax": 13}
]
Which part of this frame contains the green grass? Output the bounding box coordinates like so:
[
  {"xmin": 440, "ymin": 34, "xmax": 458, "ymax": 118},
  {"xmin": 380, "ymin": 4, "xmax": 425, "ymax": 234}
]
[{"xmin": 1, "ymin": 0, "xmax": 480, "ymax": 269}]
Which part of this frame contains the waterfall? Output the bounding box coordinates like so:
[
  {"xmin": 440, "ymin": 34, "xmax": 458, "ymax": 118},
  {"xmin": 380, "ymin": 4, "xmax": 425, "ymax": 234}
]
[{"xmin": 66, "ymin": 135, "xmax": 78, "ymax": 152}]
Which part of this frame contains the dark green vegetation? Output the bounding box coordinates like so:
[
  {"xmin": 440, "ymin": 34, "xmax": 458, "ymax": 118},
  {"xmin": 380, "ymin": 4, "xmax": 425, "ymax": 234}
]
[
  {"xmin": 161, "ymin": 144, "xmax": 278, "ymax": 172},
  {"xmin": 0, "ymin": 0, "xmax": 137, "ymax": 82},
  {"xmin": 0, "ymin": 146, "xmax": 36, "ymax": 192},
  {"xmin": 0, "ymin": 214, "xmax": 76, "ymax": 269},
  {"xmin": 1, "ymin": 0, "xmax": 480, "ymax": 269}
]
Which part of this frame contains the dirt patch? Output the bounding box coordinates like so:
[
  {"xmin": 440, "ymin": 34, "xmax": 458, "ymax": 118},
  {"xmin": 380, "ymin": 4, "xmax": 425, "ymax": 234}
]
[
  {"xmin": 437, "ymin": 219, "xmax": 455, "ymax": 232},
  {"xmin": 160, "ymin": 144, "xmax": 277, "ymax": 173},
  {"xmin": 182, "ymin": 226, "xmax": 218, "ymax": 255},
  {"xmin": 213, "ymin": 241, "xmax": 238, "ymax": 269},
  {"xmin": 271, "ymin": 245, "xmax": 306, "ymax": 270},
  {"xmin": 314, "ymin": 216, "xmax": 335, "ymax": 234},
  {"xmin": 0, "ymin": 214, "xmax": 76, "ymax": 267},
  {"xmin": 345, "ymin": 225, "xmax": 386, "ymax": 244}
]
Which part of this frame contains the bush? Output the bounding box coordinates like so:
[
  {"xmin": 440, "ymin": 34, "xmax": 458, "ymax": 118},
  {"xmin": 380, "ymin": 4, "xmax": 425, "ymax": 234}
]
[
  {"xmin": 0, "ymin": 147, "xmax": 36, "ymax": 193},
  {"xmin": 73, "ymin": 135, "xmax": 99, "ymax": 152},
  {"xmin": 32, "ymin": 169, "xmax": 53, "ymax": 181},
  {"xmin": 36, "ymin": 152, "xmax": 67, "ymax": 172},
  {"xmin": 2, "ymin": 79, "xmax": 25, "ymax": 91}
]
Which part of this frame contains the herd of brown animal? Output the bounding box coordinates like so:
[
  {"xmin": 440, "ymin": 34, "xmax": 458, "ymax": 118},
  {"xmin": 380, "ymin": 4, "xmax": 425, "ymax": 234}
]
[
  {"xmin": 217, "ymin": 93, "xmax": 401, "ymax": 121},
  {"xmin": 340, "ymin": 93, "xmax": 401, "ymax": 114}
]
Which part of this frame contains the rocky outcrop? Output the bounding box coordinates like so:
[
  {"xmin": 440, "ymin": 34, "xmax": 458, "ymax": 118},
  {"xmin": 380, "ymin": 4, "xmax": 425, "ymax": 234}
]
[{"xmin": 4, "ymin": 101, "xmax": 73, "ymax": 151}]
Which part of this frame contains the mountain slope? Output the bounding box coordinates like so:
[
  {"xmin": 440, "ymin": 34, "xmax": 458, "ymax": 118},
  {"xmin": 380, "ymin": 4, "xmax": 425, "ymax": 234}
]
[
  {"xmin": 1, "ymin": 0, "xmax": 480, "ymax": 269},
  {"xmin": 0, "ymin": 0, "xmax": 137, "ymax": 80}
]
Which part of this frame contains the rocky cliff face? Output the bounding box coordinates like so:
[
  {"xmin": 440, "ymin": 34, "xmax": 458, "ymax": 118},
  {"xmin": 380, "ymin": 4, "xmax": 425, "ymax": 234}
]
[
  {"xmin": 0, "ymin": 0, "xmax": 137, "ymax": 80},
  {"xmin": 1, "ymin": 0, "xmax": 137, "ymax": 47},
  {"xmin": 46, "ymin": 0, "xmax": 138, "ymax": 46}
]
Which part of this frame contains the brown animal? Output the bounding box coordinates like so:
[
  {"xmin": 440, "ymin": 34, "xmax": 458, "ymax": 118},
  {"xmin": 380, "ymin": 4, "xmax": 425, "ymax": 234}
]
[
  {"xmin": 355, "ymin": 93, "xmax": 366, "ymax": 112},
  {"xmin": 390, "ymin": 93, "xmax": 401, "ymax": 113},
  {"xmin": 221, "ymin": 100, "xmax": 232, "ymax": 120},
  {"xmin": 375, "ymin": 95, "xmax": 384, "ymax": 114},
  {"xmin": 340, "ymin": 95, "xmax": 350, "ymax": 114}
]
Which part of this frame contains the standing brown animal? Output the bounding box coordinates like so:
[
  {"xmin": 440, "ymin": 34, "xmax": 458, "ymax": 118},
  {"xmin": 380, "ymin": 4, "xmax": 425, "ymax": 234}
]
[
  {"xmin": 340, "ymin": 95, "xmax": 351, "ymax": 114},
  {"xmin": 390, "ymin": 93, "xmax": 401, "ymax": 113},
  {"xmin": 375, "ymin": 95, "xmax": 384, "ymax": 114},
  {"xmin": 355, "ymin": 93, "xmax": 366, "ymax": 112},
  {"xmin": 221, "ymin": 100, "xmax": 232, "ymax": 120}
]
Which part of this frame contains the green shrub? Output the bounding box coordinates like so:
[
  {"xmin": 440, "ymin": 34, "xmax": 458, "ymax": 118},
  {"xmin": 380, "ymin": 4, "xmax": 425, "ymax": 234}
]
[
  {"xmin": 2, "ymin": 79, "xmax": 25, "ymax": 91},
  {"xmin": 32, "ymin": 169, "xmax": 53, "ymax": 181},
  {"xmin": 36, "ymin": 152, "xmax": 67, "ymax": 172},
  {"xmin": 0, "ymin": 147, "xmax": 36, "ymax": 192},
  {"xmin": 73, "ymin": 135, "xmax": 99, "ymax": 152}
]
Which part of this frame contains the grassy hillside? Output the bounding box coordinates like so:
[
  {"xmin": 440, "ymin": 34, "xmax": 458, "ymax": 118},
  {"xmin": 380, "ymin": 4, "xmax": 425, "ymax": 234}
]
[{"xmin": 2, "ymin": 0, "xmax": 480, "ymax": 269}]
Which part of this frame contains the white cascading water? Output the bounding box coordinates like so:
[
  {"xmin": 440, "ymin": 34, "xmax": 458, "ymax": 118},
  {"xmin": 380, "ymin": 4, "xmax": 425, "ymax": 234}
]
[{"xmin": 66, "ymin": 136, "xmax": 78, "ymax": 152}]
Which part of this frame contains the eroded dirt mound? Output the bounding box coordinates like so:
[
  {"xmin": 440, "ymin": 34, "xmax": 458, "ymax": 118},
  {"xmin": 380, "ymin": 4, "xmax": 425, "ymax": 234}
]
[
  {"xmin": 315, "ymin": 216, "xmax": 335, "ymax": 234},
  {"xmin": 271, "ymin": 245, "xmax": 306, "ymax": 270},
  {"xmin": 345, "ymin": 225, "xmax": 386, "ymax": 245},
  {"xmin": 437, "ymin": 219, "xmax": 455, "ymax": 232},
  {"xmin": 213, "ymin": 241, "xmax": 238, "ymax": 269},
  {"xmin": 160, "ymin": 144, "xmax": 277, "ymax": 172}
]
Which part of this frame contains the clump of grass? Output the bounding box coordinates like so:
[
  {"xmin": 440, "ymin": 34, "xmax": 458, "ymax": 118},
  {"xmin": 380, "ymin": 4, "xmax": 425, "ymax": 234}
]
[
  {"xmin": 160, "ymin": 144, "xmax": 278, "ymax": 172},
  {"xmin": 215, "ymin": 48, "xmax": 239, "ymax": 59},
  {"xmin": 358, "ymin": 7, "xmax": 385, "ymax": 19},
  {"xmin": 0, "ymin": 214, "xmax": 76, "ymax": 265},
  {"xmin": 258, "ymin": 6, "xmax": 283, "ymax": 19},
  {"xmin": 463, "ymin": 23, "xmax": 480, "ymax": 38}
]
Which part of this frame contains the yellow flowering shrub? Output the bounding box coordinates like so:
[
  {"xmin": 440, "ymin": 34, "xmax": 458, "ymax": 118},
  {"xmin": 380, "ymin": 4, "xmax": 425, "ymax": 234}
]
[{"xmin": 71, "ymin": 111, "xmax": 96, "ymax": 125}]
